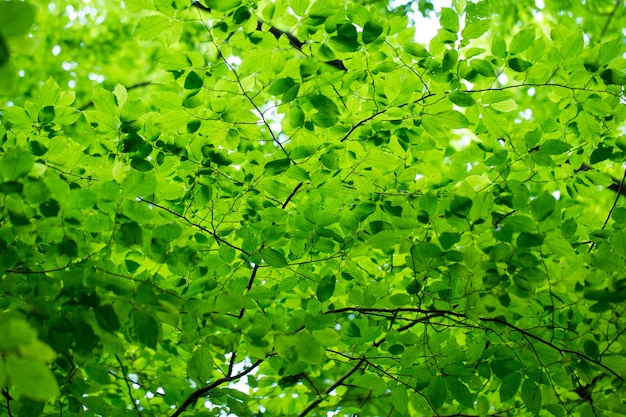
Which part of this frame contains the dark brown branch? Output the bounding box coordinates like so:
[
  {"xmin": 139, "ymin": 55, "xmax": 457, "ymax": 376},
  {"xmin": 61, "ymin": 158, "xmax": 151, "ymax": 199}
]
[
  {"xmin": 298, "ymin": 359, "xmax": 366, "ymax": 417},
  {"xmin": 282, "ymin": 181, "xmax": 303, "ymax": 209},
  {"xmin": 480, "ymin": 317, "xmax": 624, "ymax": 381},
  {"xmin": 577, "ymin": 163, "xmax": 626, "ymax": 197},
  {"xmin": 237, "ymin": 263, "xmax": 260, "ymax": 319},
  {"xmin": 329, "ymin": 307, "xmax": 625, "ymax": 382},
  {"xmin": 466, "ymin": 83, "xmax": 623, "ymax": 99},
  {"xmin": 340, "ymin": 93, "xmax": 436, "ymax": 142},
  {"xmin": 170, "ymin": 357, "xmax": 266, "ymax": 417},
  {"xmin": 115, "ymin": 355, "xmax": 142, "ymax": 417},
  {"xmin": 2, "ymin": 389, "xmax": 13, "ymax": 417},
  {"xmin": 137, "ymin": 197, "xmax": 250, "ymax": 256},
  {"xmin": 6, "ymin": 263, "xmax": 71, "ymax": 274},
  {"xmin": 190, "ymin": 1, "xmax": 346, "ymax": 71},
  {"xmin": 602, "ymin": 167, "xmax": 626, "ymax": 227}
]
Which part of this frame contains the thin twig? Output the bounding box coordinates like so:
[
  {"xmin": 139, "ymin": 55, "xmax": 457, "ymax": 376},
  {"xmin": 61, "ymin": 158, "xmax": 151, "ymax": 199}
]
[
  {"xmin": 115, "ymin": 355, "xmax": 142, "ymax": 417},
  {"xmin": 6, "ymin": 263, "xmax": 71, "ymax": 274},
  {"xmin": 137, "ymin": 197, "xmax": 249, "ymax": 256},
  {"xmin": 596, "ymin": 0, "xmax": 622, "ymax": 44}
]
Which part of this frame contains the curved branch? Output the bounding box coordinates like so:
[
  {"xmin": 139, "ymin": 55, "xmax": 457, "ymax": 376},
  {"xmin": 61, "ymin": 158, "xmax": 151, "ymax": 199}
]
[
  {"xmin": 328, "ymin": 307, "xmax": 625, "ymax": 382},
  {"xmin": 115, "ymin": 354, "xmax": 142, "ymax": 417},
  {"xmin": 137, "ymin": 197, "xmax": 250, "ymax": 256},
  {"xmin": 170, "ymin": 357, "xmax": 267, "ymax": 417},
  {"xmin": 298, "ymin": 359, "xmax": 366, "ymax": 417},
  {"xmin": 190, "ymin": 1, "xmax": 346, "ymax": 71}
]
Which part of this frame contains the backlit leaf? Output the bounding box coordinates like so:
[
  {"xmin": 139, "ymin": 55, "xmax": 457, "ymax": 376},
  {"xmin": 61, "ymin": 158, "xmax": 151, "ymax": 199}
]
[
  {"xmin": 509, "ymin": 27, "xmax": 535, "ymax": 54},
  {"xmin": 188, "ymin": 346, "xmax": 213, "ymax": 385},
  {"xmin": 260, "ymin": 248, "xmax": 288, "ymax": 267},
  {"xmin": 6, "ymin": 356, "xmax": 60, "ymax": 401}
]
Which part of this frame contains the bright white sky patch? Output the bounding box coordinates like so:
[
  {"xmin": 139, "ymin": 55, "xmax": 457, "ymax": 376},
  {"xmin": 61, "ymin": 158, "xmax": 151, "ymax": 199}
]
[{"xmin": 389, "ymin": 0, "xmax": 453, "ymax": 44}]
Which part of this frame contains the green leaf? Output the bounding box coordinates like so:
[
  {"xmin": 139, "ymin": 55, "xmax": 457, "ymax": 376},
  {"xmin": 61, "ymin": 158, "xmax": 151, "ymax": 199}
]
[
  {"xmin": 412, "ymin": 243, "xmax": 442, "ymax": 259},
  {"xmin": 477, "ymin": 396, "xmax": 489, "ymax": 417},
  {"xmin": 576, "ymin": 111, "xmax": 601, "ymax": 142},
  {"xmin": 0, "ymin": 318, "xmax": 37, "ymax": 350},
  {"xmin": 187, "ymin": 346, "xmax": 213, "ymax": 385},
  {"xmin": 450, "ymin": 195, "xmax": 473, "ymax": 217},
  {"xmin": 491, "ymin": 36, "xmax": 507, "ymax": 58},
  {"xmin": 440, "ymin": 8, "xmax": 459, "ymax": 33},
  {"xmin": 294, "ymin": 332, "xmax": 324, "ymax": 365},
  {"xmin": 539, "ymin": 139, "xmax": 571, "ymax": 155},
  {"xmin": 583, "ymin": 340, "xmax": 599, "ymax": 359},
  {"xmin": 316, "ymin": 275, "xmax": 336, "ymax": 302},
  {"xmin": 134, "ymin": 15, "xmax": 170, "ymax": 40},
  {"xmin": 153, "ymin": 223, "xmax": 182, "ymax": 240},
  {"xmin": 508, "ymin": 57, "xmax": 532, "ymax": 72},
  {"xmin": 500, "ymin": 372, "xmax": 522, "ymax": 402},
  {"xmin": 39, "ymin": 77, "xmax": 60, "ymax": 106},
  {"xmin": 447, "ymin": 376, "xmax": 474, "ymax": 408},
  {"xmin": 94, "ymin": 304, "xmax": 121, "ymax": 333},
  {"xmin": 439, "ymin": 232, "xmax": 461, "ymax": 250},
  {"xmin": 205, "ymin": 0, "xmax": 241, "ymax": 11},
  {"xmin": 5, "ymin": 355, "xmax": 60, "ymax": 401},
  {"xmin": 1, "ymin": 149, "xmax": 33, "ymax": 181},
  {"xmin": 392, "ymin": 385, "xmax": 409, "ymax": 412},
  {"xmin": 0, "ymin": 1, "xmax": 35, "ymax": 36},
  {"xmin": 583, "ymin": 97, "xmax": 613, "ymax": 117},
  {"xmin": 449, "ymin": 91, "xmax": 475, "ymax": 107},
  {"xmin": 509, "ymin": 27, "xmax": 535, "ymax": 54},
  {"xmin": 422, "ymin": 110, "xmax": 469, "ymax": 133},
  {"xmin": 363, "ymin": 21, "xmax": 383, "ymax": 44},
  {"xmin": 428, "ymin": 376, "xmax": 447, "ymax": 409},
  {"xmin": 184, "ymin": 71, "xmax": 203, "ymax": 89},
  {"xmin": 329, "ymin": 23, "xmax": 359, "ymax": 52},
  {"xmin": 260, "ymin": 248, "xmax": 288, "ymax": 268},
  {"xmin": 133, "ymin": 310, "xmax": 161, "ymax": 349},
  {"xmin": 310, "ymin": 94, "xmax": 339, "ymax": 116},
  {"xmin": 462, "ymin": 20, "xmax": 490, "ymax": 40},
  {"xmin": 268, "ymin": 77, "xmax": 296, "ymax": 95},
  {"xmin": 264, "ymin": 158, "xmax": 291, "ymax": 176},
  {"xmin": 530, "ymin": 192, "xmax": 556, "ymax": 222},
  {"xmin": 517, "ymin": 232, "xmax": 544, "ymax": 247},
  {"xmin": 521, "ymin": 379, "xmax": 541, "ymax": 415}
]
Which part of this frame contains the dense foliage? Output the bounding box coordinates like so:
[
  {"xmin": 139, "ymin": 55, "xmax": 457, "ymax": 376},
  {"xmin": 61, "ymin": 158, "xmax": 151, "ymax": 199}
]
[{"xmin": 1, "ymin": 0, "xmax": 626, "ymax": 416}]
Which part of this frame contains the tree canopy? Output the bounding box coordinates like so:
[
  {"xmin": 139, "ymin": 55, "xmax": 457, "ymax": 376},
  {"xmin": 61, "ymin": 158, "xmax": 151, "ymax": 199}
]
[{"xmin": 1, "ymin": 0, "xmax": 626, "ymax": 416}]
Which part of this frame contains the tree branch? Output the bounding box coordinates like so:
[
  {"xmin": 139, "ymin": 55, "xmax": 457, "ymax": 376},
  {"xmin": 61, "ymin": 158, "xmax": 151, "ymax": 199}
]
[
  {"xmin": 298, "ymin": 359, "xmax": 366, "ymax": 417},
  {"xmin": 596, "ymin": 0, "xmax": 622, "ymax": 44},
  {"xmin": 5, "ymin": 263, "xmax": 71, "ymax": 274},
  {"xmin": 190, "ymin": 1, "xmax": 346, "ymax": 71},
  {"xmin": 282, "ymin": 181, "xmax": 303, "ymax": 209},
  {"xmin": 329, "ymin": 307, "xmax": 625, "ymax": 382},
  {"xmin": 2, "ymin": 389, "xmax": 13, "ymax": 417},
  {"xmin": 577, "ymin": 163, "xmax": 626, "ymax": 197},
  {"xmin": 115, "ymin": 354, "xmax": 142, "ymax": 417},
  {"xmin": 170, "ymin": 357, "xmax": 266, "ymax": 417},
  {"xmin": 340, "ymin": 93, "xmax": 436, "ymax": 142},
  {"xmin": 137, "ymin": 197, "xmax": 250, "ymax": 256}
]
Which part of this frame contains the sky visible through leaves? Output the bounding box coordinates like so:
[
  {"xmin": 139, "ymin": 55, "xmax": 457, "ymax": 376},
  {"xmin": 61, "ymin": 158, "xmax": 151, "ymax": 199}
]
[{"xmin": 2, "ymin": 0, "xmax": 626, "ymax": 416}]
